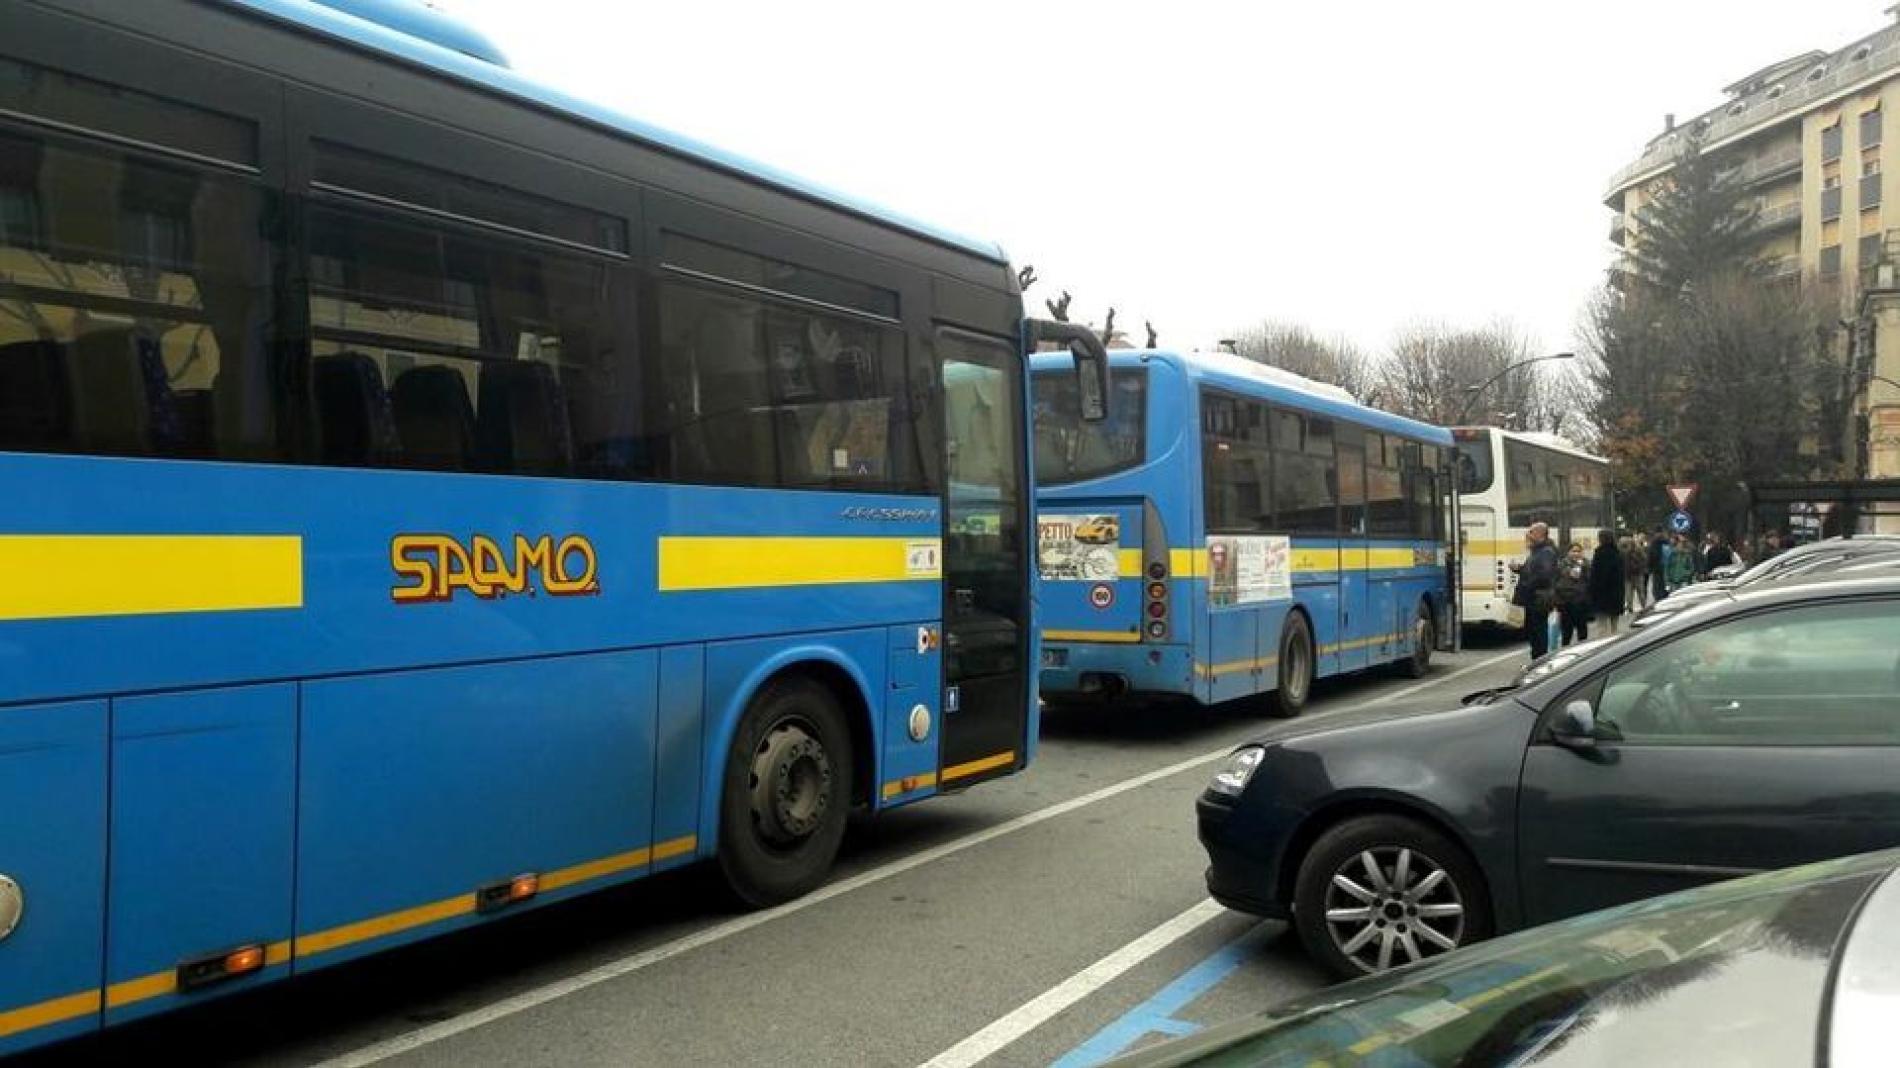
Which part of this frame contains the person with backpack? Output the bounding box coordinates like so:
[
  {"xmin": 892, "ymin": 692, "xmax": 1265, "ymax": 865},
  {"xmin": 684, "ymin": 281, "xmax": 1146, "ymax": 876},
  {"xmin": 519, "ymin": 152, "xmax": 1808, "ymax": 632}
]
[
  {"xmin": 1620, "ymin": 534, "xmax": 1648, "ymax": 611},
  {"xmin": 1666, "ymin": 533, "xmax": 1697, "ymax": 592}
]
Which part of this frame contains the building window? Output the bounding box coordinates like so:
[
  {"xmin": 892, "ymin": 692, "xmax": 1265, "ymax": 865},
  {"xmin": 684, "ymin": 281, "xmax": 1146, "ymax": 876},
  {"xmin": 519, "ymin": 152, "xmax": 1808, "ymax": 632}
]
[
  {"xmin": 1824, "ymin": 184, "xmax": 1845, "ymax": 220},
  {"xmin": 1864, "ymin": 171, "xmax": 1884, "ymax": 210},
  {"xmin": 1823, "ymin": 122, "xmax": 1844, "ymax": 161},
  {"xmin": 1853, "ymin": 44, "xmax": 1874, "ymax": 62},
  {"xmin": 1767, "ymin": 84, "xmax": 1786, "ymax": 100},
  {"xmin": 1728, "ymin": 101, "xmax": 1748, "ymax": 117},
  {"xmin": 1821, "ymin": 244, "xmax": 1843, "ymax": 278},
  {"xmin": 1863, "ymin": 106, "xmax": 1884, "ymax": 148},
  {"xmin": 1861, "ymin": 232, "xmax": 1883, "ymax": 267},
  {"xmin": 1808, "ymin": 65, "xmax": 1828, "ymax": 83}
]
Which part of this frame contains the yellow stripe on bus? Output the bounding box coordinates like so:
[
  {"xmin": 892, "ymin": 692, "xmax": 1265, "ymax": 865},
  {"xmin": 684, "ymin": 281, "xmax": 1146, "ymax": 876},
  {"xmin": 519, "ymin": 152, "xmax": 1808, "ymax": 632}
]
[
  {"xmin": 0, "ymin": 535, "xmax": 302, "ymax": 622},
  {"xmin": 102, "ymin": 940, "xmax": 293, "ymax": 1009},
  {"xmin": 0, "ymin": 989, "xmax": 100, "ymax": 1039},
  {"xmin": 657, "ymin": 537, "xmax": 940, "ymax": 591},
  {"xmin": 941, "ymin": 750, "xmax": 1016, "ymax": 783},
  {"xmin": 1042, "ymin": 629, "xmax": 1141, "ymax": 644},
  {"xmin": 881, "ymin": 771, "xmax": 939, "ymax": 799},
  {"xmin": 1117, "ymin": 549, "xmax": 1143, "ymax": 577}
]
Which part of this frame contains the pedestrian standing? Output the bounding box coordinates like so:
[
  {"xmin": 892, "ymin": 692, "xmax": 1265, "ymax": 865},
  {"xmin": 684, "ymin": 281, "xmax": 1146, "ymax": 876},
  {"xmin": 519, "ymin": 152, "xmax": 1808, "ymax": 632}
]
[
  {"xmin": 1512, "ymin": 521, "xmax": 1559, "ymax": 659},
  {"xmin": 1591, "ymin": 529, "xmax": 1627, "ymax": 634},
  {"xmin": 1705, "ymin": 532, "xmax": 1736, "ymax": 572},
  {"xmin": 1666, "ymin": 533, "xmax": 1697, "ymax": 592},
  {"xmin": 1621, "ymin": 535, "xmax": 1648, "ymax": 611},
  {"xmin": 1556, "ymin": 542, "xmax": 1592, "ymax": 646},
  {"xmin": 1648, "ymin": 529, "xmax": 1670, "ymax": 603}
]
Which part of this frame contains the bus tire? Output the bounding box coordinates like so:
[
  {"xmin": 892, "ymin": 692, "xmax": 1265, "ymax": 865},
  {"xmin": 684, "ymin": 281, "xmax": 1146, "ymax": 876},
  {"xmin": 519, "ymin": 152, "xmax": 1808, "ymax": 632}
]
[
  {"xmin": 1268, "ymin": 612, "xmax": 1314, "ymax": 718},
  {"xmin": 1398, "ymin": 602, "xmax": 1433, "ymax": 678},
  {"xmin": 717, "ymin": 675, "xmax": 853, "ymax": 908}
]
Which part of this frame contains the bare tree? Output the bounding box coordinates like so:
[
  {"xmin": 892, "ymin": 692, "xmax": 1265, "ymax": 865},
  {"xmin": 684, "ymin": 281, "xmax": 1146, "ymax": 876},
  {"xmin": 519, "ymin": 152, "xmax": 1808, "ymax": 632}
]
[
  {"xmin": 1228, "ymin": 320, "xmax": 1377, "ymax": 401},
  {"xmin": 1379, "ymin": 320, "xmax": 1585, "ymax": 435}
]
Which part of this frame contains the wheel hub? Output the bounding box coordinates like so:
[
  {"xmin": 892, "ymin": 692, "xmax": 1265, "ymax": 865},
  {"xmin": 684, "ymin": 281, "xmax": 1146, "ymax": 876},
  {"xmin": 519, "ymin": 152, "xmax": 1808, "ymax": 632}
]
[
  {"xmin": 1322, "ymin": 845, "xmax": 1466, "ymax": 974},
  {"xmin": 749, "ymin": 723, "xmax": 832, "ymax": 846}
]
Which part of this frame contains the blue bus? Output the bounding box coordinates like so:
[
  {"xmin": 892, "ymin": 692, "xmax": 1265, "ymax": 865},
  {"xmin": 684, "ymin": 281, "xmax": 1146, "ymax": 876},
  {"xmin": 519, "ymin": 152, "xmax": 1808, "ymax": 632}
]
[
  {"xmin": 1032, "ymin": 349, "xmax": 1457, "ymax": 714},
  {"xmin": 0, "ymin": 0, "xmax": 1106, "ymax": 1053}
]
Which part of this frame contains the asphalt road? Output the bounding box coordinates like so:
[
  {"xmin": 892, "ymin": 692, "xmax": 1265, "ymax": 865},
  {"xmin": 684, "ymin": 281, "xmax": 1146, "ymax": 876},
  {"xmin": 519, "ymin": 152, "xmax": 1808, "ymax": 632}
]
[{"xmin": 21, "ymin": 634, "xmax": 1531, "ymax": 1068}]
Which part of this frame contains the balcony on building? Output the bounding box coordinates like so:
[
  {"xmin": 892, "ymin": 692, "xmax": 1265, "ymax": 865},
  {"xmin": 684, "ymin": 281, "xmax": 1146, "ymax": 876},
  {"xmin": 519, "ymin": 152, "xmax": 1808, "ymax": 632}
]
[
  {"xmin": 1740, "ymin": 144, "xmax": 1803, "ymax": 187},
  {"xmin": 1754, "ymin": 201, "xmax": 1803, "ymax": 233},
  {"xmin": 1609, "ymin": 213, "xmax": 1627, "ymax": 244}
]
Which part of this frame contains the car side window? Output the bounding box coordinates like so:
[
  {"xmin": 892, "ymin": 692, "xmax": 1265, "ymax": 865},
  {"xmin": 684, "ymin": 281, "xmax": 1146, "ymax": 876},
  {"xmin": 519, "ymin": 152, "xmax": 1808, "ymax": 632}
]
[{"xmin": 1591, "ymin": 600, "xmax": 1900, "ymax": 746}]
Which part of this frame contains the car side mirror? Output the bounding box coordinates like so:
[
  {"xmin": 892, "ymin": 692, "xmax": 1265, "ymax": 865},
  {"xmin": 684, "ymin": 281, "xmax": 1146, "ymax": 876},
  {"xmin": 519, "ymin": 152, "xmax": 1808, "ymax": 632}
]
[{"xmin": 1551, "ymin": 699, "xmax": 1597, "ymax": 750}]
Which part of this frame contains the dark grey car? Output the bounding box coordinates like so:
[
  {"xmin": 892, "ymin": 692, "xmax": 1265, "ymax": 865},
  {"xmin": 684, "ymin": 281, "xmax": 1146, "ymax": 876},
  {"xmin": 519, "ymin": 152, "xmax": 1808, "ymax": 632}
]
[
  {"xmin": 1197, "ymin": 566, "xmax": 1900, "ymax": 978},
  {"xmin": 1116, "ymin": 849, "xmax": 1900, "ymax": 1067}
]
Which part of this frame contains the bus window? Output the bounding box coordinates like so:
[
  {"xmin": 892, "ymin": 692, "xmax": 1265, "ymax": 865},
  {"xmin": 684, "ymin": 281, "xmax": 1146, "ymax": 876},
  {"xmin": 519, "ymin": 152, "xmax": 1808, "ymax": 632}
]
[
  {"xmin": 1273, "ymin": 411, "xmax": 1339, "ymax": 533},
  {"xmin": 305, "ymin": 205, "xmax": 629, "ymax": 476},
  {"xmin": 1033, "ymin": 368, "xmax": 1146, "ymax": 485},
  {"xmin": 0, "ymin": 130, "xmax": 279, "ymax": 461},
  {"xmin": 1368, "ymin": 435, "xmax": 1410, "ymax": 537},
  {"xmin": 1456, "ymin": 435, "xmax": 1494, "ymax": 494},
  {"xmin": 655, "ymin": 281, "xmax": 917, "ymax": 492},
  {"xmin": 1201, "ymin": 390, "xmax": 1271, "ymax": 532}
]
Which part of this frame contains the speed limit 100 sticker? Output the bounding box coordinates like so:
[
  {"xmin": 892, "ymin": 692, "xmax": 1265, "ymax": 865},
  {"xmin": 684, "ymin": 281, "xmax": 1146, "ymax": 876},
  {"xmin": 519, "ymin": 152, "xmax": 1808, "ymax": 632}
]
[{"xmin": 1089, "ymin": 583, "xmax": 1115, "ymax": 609}]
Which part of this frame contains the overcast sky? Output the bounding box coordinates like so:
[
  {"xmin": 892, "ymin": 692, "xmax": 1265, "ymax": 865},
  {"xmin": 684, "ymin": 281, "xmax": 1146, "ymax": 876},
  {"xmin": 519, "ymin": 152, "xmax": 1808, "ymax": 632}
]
[{"xmin": 444, "ymin": 0, "xmax": 1877, "ymax": 357}]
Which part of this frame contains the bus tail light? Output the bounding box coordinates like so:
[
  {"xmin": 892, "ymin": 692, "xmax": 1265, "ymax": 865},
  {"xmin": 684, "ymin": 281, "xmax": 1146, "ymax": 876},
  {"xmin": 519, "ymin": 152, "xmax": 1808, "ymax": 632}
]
[
  {"xmin": 1147, "ymin": 581, "xmax": 1168, "ymax": 600},
  {"xmin": 1146, "ymin": 600, "xmax": 1167, "ymax": 619},
  {"xmin": 176, "ymin": 942, "xmax": 268, "ymax": 992},
  {"xmin": 1147, "ymin": 561, "xmax": 1167, "ymax": 581},
  {"xmin": 1146, "ymin": 620, "xmax": 1168, "ymax": 640},
  {"xmin": 476, "ymin": 873, "xmax": 540, "ymax": 913}
]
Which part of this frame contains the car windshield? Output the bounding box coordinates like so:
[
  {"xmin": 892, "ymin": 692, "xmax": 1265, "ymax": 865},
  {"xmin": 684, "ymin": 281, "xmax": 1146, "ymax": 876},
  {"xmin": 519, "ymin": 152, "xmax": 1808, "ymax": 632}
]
[{"xmin": 1182, "ymin": 854, "xmax": 1894, "ymax": 1068}]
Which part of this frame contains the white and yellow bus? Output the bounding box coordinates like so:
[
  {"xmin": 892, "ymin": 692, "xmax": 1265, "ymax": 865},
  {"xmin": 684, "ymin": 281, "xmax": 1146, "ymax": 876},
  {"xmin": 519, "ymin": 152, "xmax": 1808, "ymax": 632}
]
[{"xmin": 1453, "ymin": 427, "xmax": 1612, "ymax": 628}]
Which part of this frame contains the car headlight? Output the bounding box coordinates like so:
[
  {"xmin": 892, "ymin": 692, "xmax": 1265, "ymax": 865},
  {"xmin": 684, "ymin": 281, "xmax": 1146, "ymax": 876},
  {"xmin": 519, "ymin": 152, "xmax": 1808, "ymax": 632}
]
[{"xmin": 1208, "ymin": 746, "xmax": 1265, "ymax": 798}]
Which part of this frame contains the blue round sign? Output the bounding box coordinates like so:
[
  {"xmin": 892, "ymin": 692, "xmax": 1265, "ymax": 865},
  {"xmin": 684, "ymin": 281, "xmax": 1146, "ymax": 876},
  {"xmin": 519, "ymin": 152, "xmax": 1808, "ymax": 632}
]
[{"xmin": 1669, "ymin": 510, "xmax": 1694, "ymax": 534}]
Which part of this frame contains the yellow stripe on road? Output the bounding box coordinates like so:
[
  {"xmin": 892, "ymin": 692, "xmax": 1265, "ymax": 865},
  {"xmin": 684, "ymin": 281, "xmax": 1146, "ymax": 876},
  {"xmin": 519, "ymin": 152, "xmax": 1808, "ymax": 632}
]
[
  {"xmin": 1042, "ymin": 629, "xmax": 1141, "ymax": 644},
  {"xmin": 0, "ymin": 535, "xmax": 302, "ymax": 622},
  {"xmin": 941, "ymin": 750, "xmax": 1016, "ymax": 783},
  {"xmin": 657, "ymin": 537, "xmax": 941, "ymax": 591}
]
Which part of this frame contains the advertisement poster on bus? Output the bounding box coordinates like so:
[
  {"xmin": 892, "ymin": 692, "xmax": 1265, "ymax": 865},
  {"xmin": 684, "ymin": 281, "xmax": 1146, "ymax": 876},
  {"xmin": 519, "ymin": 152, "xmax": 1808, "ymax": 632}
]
[
  {"xmin": 1038, "ymin": 513, "xmax": 1122, "ymax": 582},
  {"xmin": 1207, "ymin": 535, "xmax": 1292, "ymax": 605}
]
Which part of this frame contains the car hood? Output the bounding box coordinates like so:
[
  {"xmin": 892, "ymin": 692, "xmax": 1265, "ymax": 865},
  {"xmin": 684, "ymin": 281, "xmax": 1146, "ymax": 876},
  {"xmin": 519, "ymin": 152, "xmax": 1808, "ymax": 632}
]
[{"xmin": 1244, "ymin": 698, "xmax": 1524, "ymax": 749}]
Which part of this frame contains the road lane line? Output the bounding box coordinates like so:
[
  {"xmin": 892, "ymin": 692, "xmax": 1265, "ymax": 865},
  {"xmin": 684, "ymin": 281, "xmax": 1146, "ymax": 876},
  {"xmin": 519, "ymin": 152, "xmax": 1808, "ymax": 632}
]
[
  {"xmin": 916, "ymin": 899, "xmax": 1229, "ymax": 1068},
  {"xmin": 314, "ymin": 650, "xmax": 1525, "ymax": 1067},
  {"xmin": 1050, "ymin": 920, "xmax": 1279, "ymax": 1068},
  {"xmin": 1369, "ymin": 647, "xmax": 1523, "ymax": 706}
]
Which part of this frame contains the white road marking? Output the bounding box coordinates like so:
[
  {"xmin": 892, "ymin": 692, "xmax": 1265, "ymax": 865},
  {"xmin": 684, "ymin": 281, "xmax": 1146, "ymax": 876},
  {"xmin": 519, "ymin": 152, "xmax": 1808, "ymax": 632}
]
[
  {"xmin": 915, "ymin": 899, "xmax": 1228, "ymax": 1068},
  {"xmin": 313, "ymin": 647, "xmax": 1524, "ymax": 1067}
]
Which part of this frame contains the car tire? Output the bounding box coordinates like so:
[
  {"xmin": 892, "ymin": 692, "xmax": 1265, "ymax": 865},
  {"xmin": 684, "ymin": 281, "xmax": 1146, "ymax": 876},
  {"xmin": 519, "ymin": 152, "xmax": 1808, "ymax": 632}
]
[
  {"xmin": 1397, "ymin": 602, "xmax": 1433, "ymax": 679},
  {"xmin": 1267, "ymin": 611, "xmax": 1314, "ymax": 718},
  {"xmin": 1293, "ymin": 814, "xmax": 1493, "ymax": 979},
  {"xmin": 717, "ymin": 676, "xmax": 853, "ymax": 908}
]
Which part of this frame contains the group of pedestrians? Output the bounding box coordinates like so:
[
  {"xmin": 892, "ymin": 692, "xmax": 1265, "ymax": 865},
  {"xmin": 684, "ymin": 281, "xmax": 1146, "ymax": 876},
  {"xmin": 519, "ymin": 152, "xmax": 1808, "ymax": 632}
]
[{"xmin": 1510, "ymin": 523, "xmax": 1754, "ymax": 659}]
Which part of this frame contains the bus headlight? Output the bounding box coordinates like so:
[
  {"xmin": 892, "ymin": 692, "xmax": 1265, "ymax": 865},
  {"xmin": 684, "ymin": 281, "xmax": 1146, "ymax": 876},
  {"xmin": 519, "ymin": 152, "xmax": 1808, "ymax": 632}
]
[{"xmin": 1208, "ymin": 746, "xmax": 1265, "ymax": 798}]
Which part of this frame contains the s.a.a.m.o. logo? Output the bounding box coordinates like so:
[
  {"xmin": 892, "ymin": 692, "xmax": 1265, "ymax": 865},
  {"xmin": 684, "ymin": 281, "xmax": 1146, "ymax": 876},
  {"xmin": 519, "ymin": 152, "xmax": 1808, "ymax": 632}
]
[{"xmin": 390, "ymin": 533, "xmax": 600, "ymax": 603}]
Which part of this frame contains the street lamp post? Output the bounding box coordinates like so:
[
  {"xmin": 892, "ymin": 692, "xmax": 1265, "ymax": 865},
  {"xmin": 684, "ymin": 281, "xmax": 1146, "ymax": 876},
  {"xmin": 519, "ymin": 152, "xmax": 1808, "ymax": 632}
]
[{"xmin": 1455, "ymin": 352, "xmax": 1576, "ymax": 425}]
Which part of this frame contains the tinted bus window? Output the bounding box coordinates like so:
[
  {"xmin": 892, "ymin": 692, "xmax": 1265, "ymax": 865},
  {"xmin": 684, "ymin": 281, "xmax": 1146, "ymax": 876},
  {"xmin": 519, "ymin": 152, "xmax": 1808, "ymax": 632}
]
[
  {"xmin": 0, "ymin": 130, "xmax": 279, "ymax": 460},
  {"xmin": 305, "ymin": 204, "xmax": 631, "ymax": 476},
  {"xmin": 1273, "ymin": 411, "xmax": 1338, "ymax": 533},
  {"xmin": 1368, "ymin": 434, "xmax": 1410, "ymax": 536},
  {"xmin": 655, "ymin": 281, "xmax": 919, "ymax": 491},
  {"xmin": 1035, "ymin": 369, "xmax": 1147, "ymax": 485},
  {"xmin": 1456, "ymin": 432, "xmax": 1494, "ymax": 493},
  {"xmin": 1201, "ymin": 389, "xmax": 1270, "ymax": 532}
]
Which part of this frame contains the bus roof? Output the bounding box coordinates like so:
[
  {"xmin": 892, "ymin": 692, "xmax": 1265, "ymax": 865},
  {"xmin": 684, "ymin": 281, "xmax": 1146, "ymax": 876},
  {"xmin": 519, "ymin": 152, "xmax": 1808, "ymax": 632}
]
[
  {"xmin": 1033, "ymin": 348, "xmax": 1454, "ymax": 445},
  {"xmin": 220, "ymin": 0, "xmax": 1009, "ymax": 265},
  {"xmin": 1454, "ymin": 425, "xmax": 1605, "ymax": 462}
]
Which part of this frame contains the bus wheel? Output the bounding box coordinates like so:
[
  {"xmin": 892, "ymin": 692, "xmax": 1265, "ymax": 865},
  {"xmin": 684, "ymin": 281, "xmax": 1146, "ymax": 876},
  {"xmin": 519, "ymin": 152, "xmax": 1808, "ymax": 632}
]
[
  {"xmin": 1268, "ymin": 612, "xmax": 1314, "ymax": 717},
  {"xmin": 717, "ymin": 676, "xmax": 853, "ymax": 908},
  {"xmin": 1399, "ymin": 602, "xmax": 1433, "ymax": 678}
]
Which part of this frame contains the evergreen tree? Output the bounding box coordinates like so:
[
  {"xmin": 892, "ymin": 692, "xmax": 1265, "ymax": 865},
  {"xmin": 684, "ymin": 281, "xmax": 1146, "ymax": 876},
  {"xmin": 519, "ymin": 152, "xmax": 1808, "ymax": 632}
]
[{"xmin": 1620, "ymin": 137, "xmax": 1761, "ymax": 297}]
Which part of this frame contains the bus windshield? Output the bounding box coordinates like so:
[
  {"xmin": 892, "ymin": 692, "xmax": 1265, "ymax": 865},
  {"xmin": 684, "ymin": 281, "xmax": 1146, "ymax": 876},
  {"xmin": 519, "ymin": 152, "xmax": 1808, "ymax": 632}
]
[
  {"xmin": 1033, "ymin": 369, "xmax": 1147, "ymax": 485},
  {"xmin": 1456, "ymin": 433, "xmax": 1494, "ymax": 494}
]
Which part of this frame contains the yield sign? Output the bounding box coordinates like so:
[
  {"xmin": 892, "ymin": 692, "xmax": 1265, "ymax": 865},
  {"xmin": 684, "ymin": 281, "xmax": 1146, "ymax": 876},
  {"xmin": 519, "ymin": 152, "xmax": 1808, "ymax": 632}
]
[{"xmin": 1666, "ymin": 484, "xmax": 1699, "ymax": 510}]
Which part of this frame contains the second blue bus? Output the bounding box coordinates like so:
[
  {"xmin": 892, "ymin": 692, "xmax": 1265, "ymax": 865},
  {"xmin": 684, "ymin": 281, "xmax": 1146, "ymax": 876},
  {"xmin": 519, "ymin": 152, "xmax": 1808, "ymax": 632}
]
[{"xmin": 1032, "ymin": 349, "xmax": 1457, "ymax": 714}]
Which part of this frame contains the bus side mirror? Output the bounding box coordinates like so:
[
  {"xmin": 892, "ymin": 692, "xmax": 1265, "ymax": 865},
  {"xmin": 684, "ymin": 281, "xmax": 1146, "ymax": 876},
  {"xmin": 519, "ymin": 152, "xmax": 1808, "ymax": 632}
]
[{"xmin": 1028, "ymin": 319, "xmax": 1110, "ymax": 422}]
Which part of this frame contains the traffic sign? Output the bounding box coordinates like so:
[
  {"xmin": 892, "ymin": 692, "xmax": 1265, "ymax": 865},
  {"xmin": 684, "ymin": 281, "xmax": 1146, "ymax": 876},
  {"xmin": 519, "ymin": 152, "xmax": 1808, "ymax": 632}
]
[
  {"xmin": 1089, "ymin": 583, "xmax": 1115, "ymax": 609},
  {"xmin": 1666, "ymin": 484, "xmax": 1699, "ymax": 510},
  {"xmin": 1669, "ymin": 510, "xmax": 1694, "ymax": 534}
]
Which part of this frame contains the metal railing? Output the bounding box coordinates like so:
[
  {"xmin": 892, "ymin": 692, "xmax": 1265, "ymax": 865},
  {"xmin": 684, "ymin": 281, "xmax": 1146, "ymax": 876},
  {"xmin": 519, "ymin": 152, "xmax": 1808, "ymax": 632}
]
[
  {"xmin": 1606, "ymin": 41, "xmax": 1900, "ymax": 196},
  {"xmin": 1755, "ymin": 201, "xmax": 1802, "ymax": 230},
  {"xmin": 1734, "ymin": 144, "xmax": 1803, "ymax": 186}
]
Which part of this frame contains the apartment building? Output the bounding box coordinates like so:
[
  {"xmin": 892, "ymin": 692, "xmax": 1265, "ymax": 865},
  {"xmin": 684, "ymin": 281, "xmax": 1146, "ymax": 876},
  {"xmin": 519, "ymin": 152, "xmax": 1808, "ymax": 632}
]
[{"xmin": 1606, "ymin": 11, "xmax": 1900, "ymax": 501}]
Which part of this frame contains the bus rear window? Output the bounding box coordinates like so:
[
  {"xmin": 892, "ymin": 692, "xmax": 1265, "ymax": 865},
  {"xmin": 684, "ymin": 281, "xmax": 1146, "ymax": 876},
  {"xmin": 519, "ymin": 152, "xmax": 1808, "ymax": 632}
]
[{"xmin": 1033, "ymin": 369, "xmax": 1146, "ymax": 485}]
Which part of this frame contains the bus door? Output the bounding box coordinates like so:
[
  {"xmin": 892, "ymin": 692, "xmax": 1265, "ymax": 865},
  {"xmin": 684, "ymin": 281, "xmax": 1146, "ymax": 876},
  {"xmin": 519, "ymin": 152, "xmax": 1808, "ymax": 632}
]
[
  {"xmin": 1335, "ymin": 427, "xmax": 1372, "ymax": 673},
  {"xmin": 938, "ymin": 330, "xmax": 1029, "ymax": 785},
  {"xmin": 1439, "ymin": 464, "xmax": 1462, "ymax": 651}
]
